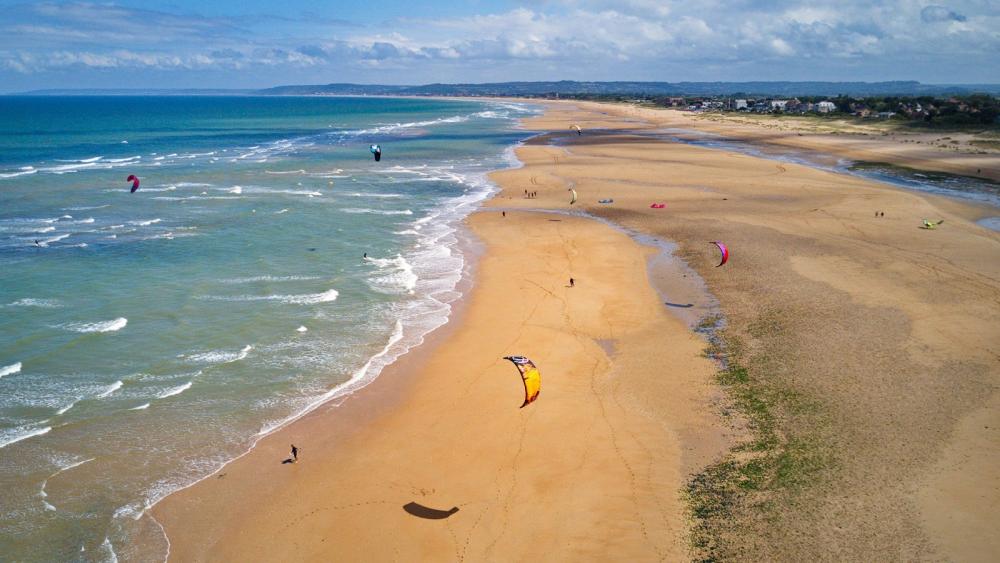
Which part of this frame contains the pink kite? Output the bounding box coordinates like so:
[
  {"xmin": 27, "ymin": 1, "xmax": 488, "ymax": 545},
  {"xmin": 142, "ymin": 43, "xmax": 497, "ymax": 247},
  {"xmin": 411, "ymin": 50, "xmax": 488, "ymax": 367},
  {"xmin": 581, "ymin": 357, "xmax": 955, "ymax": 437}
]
[
  {"xmin": 710, "ymin": 241, "xmax": 729, "ymax": 267},
  {"xmin": 126, "ymin": 174, "xmax": 140, "ymax": 193},
  {"xmin": 650, "ymin": 203, "xmax": 666, "ymax": 209}
]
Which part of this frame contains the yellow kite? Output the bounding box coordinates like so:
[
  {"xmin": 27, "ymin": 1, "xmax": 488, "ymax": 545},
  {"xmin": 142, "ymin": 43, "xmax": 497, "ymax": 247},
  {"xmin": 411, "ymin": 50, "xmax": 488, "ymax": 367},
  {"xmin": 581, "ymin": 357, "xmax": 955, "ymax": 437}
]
[{"xmin": 504, "ymin": 356, "xmax": 541, "ymax": 407}]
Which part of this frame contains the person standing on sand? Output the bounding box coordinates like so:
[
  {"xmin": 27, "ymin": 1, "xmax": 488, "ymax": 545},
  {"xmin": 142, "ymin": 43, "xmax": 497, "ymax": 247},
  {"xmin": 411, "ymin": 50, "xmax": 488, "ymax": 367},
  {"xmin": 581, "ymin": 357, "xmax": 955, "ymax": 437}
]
[
  {"xmin": 569, "ymin": 278, "xmax": 575, "ymax": 287},
  {"xmin": 291, "ymin": 444, "xmax": 298, "ymax": 463}
]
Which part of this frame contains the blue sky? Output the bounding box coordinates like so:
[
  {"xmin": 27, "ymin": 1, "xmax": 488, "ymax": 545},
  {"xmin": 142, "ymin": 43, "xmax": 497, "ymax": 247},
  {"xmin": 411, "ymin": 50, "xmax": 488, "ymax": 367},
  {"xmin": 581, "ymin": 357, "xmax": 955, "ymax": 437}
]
[{"xmin": 1, "ymin": 1, "xmax": 997, "ymax": 91}]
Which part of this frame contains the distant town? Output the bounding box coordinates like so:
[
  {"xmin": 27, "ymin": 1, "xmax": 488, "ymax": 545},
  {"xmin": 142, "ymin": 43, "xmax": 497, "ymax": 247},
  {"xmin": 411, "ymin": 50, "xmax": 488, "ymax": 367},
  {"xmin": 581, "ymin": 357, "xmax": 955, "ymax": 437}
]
[
  {"xmin": 638, "ymin": 94, "xmax": 999, "ymax": 124},
  {"xmin": 546, "ymin": 93, "xmax": 1000, "ymax": 128}
]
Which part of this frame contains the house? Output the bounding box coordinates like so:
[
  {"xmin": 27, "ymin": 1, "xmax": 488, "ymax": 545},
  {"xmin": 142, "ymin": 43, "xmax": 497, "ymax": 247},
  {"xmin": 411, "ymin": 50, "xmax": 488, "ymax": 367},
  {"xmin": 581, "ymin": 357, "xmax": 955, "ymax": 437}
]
[
  {"xmin": 816, "ymin": 101, "xmax": 836, "ymax": 113},
  {"xmin": 770, "ymin": 99, "xmax": 789, "ymax": 111},
  {"xmin": 877, "ymin": 111, "xmax": 896, "ymax": 119},
  {"xmin": 735, "ymin": 99, "xmax": 748, "ymax": 110}
]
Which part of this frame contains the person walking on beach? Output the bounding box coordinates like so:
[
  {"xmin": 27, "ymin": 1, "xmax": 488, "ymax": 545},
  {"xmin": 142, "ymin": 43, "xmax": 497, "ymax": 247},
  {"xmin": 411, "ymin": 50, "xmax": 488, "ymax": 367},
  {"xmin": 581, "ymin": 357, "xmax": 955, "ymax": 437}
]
[
  {"xmin": 291, "ymin": 444, "xmax": 299, "ymax": 463},
  {"xmin": 569, "ymin": 278, "xmax": 575, "ymax": 287}
]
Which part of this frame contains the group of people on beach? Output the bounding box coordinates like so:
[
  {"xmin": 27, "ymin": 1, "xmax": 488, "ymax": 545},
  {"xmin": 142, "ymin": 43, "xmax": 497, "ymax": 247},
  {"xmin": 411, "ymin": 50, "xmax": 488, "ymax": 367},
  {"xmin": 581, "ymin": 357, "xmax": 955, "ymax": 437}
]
[{"xmin": 524, "ymin": 189, "xmax": 538, "ymax": 199}]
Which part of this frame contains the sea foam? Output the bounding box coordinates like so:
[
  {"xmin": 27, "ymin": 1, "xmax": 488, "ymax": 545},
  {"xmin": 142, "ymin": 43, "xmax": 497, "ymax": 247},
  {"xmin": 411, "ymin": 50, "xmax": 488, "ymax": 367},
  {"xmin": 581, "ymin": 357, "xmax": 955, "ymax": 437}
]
[
  {"xmin": 0, "ymin": 426, "xmax": 52, "ymax": 450},
  {"xmin": 341, "ymin": 208, "xmax": 413, "ymax": 216},
  {"xmin": 156, "ymin": 382, "xmax": 192, "ymax": 399},
  {"xmin": 59, "ymin": 317, "xmax": 127, "ymax": 333},
  {"xmin": 0, "ymin": 362, "xmax": 22, "ymax": 378}
]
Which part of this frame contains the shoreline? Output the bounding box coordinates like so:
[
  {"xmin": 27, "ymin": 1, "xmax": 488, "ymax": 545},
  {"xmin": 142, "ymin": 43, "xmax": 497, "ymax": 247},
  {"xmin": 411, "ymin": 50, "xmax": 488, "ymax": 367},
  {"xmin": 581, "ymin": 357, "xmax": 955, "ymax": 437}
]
[
  {"xmin": 151, "ymin": 114, "xmax": 730, "ymax": 560},
  {"xmin": 130, "ymin": 137, "xmax": 521, "ymax": 557},
  {"xmin": 155, "ymin": 101, "xmax": 998, "ymax": 561}
]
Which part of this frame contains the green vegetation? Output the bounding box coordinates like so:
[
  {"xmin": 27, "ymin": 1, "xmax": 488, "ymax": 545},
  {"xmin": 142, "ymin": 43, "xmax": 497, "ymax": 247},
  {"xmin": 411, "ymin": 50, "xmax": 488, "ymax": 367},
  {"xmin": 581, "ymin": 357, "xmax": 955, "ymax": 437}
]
[{"xmin": 686, "ymin": 328, "xmax": 832, "ymax": 562}]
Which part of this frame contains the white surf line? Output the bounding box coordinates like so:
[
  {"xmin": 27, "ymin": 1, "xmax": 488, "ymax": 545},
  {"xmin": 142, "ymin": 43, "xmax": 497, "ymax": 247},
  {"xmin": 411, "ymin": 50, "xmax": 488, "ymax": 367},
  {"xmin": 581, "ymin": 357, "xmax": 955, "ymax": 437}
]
[{"xmin": 39, "ymin": 457, "xmax": 95, "ymax": 510}]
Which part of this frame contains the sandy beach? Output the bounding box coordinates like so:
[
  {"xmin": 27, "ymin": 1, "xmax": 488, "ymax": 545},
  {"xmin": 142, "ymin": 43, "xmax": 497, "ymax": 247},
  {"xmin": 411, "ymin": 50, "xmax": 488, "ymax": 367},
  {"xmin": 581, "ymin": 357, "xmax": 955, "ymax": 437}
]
[
  {"xmin": 154, "ymin": 206, "xmax": 727, "ymax": 560},
  {"xmin": 155, "ymin": 101, "xmax": 999, "ymax": 561}
]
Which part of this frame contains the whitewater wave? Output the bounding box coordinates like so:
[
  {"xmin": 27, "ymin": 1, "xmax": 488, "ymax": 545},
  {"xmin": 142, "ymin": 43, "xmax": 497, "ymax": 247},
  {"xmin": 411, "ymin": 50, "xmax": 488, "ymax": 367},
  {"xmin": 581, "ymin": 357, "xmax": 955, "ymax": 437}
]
[
  {"xmin": 96, "ymin": 380, "xmax": 123, "ymax": 399},
  {"xmin": 39, "ymin": 456, "xmax": 95, "ymax": 511},
  {"xmin": 341, "ymin": 208, "xmax": 412, "ymax": 216},
  {"xmin": 346, "ymin": 192, "xmax": 403, "ymax": 198},
  {"xmin": 219, "ymin": 275, "xmax": 322, "ymax": 284},
  {"xmin": 0, "ymin": 362, "xmax": 22, "ymax": 378},
  {"xmin": 156, "ymin": 382, "xmax": 192, "ymax": 399},
  {"xmin": 201, "ymin": 288, "xmax": 339, "ymax": 305},
  {"xmin": 55, "ymin": 400, "xmax": 78, "ymax": 416},
  {"xmin": 64, "ymin": 205, "xmax": 110, "ymax": 211},
  {"xmin": 56, "ymin": 156, "xmax": 102, "ymax": 164},
  {"xmin": 184, "ymin": 345, "xmax": 252, "ymax": 364},
  {"xmin": 228, "ymin": 186, "xmax": 243, "ymax": 194},
  {"xmin": 365, "ymin": 254, "xmax": 418, "ymax": 294},
  {"xmin": 59, "ymin": 317, "xmax": 127, "ymax": 333},
  {"xmin": 344, "ymin": 114, "xmax": 469, "ymax": 136},
  {"xmin": 7, "ymin": 298, "xmax": 61, "ymax": 308},
  {"xmin": 130, "ymin": 218, "xmax": 161, "ymax": 226},
  {"xmin": 129, "ymin": 403, "xmax": 150, "ymax": 411},
  {"xmin": 0, "ymin": 167, "xmax": 38, "ymax": 179},
  {"xmin": 37, "ymin": 233, "xmax": 70, "ymax": 247},
  {"xmin": 0, "ymin": 426, "xmax": 51, "ymax": 450}
]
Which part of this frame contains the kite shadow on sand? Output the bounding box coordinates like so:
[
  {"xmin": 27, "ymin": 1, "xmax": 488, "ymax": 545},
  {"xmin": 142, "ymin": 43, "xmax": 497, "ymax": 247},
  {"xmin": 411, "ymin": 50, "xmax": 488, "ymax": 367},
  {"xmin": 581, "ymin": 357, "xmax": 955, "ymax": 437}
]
[
  {"xmin": 665, "ymin": 302, "xmax": 694, "ymax": 308},
  {"xmin": 403, "ymin": 502, "xmax": 459, "ymax": 520}
]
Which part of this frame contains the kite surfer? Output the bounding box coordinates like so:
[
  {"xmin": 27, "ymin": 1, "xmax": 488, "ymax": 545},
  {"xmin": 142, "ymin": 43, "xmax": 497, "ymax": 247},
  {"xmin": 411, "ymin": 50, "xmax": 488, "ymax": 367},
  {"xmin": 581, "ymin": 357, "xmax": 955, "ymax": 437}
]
[
  {"xmin": 370, "ymin": 144, "xmax": 382, "ymax": 162},
  {"xmin": 290, "ymin": 444, "xmax": 299, "ymax": 463}
]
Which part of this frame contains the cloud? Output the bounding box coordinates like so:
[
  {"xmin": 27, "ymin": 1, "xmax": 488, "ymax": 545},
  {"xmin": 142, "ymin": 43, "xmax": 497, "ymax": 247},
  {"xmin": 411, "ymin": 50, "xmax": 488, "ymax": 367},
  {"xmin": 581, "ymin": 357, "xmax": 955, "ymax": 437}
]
[
  {"xmin": 0, "ymin": 1, "xmax": 997, "ymax": 84},
  {"xmin": 921, "ymin": 5, "xmax": 967, "ymax": 23}
]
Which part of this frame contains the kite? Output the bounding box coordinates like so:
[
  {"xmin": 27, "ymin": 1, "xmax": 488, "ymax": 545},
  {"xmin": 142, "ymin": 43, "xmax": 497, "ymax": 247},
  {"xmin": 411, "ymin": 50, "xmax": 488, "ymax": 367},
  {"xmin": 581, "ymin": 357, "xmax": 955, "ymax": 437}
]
[
  {"xmin": 921, "ymin": 219, "xmax": 944, "ymax": 229},
  {"xmin": 571, "ymin": 124, "xmax": 582, "ymax": 135},
  {"xmin": 568, "ymin": 188, "xmax": 578, "ymax": 204},
  {"xmin": 650, "ymin": 203, "xmax": 666, "ymax": 209},
  {"xmin": 503, "ymin": 355, "xmax": 541, "ymax": 408},
  {"xmin": 126, "ymin": 174, "xmax": 140, "ymax": 193},
  {"xmin": 710, "ymin": 241, "xmax": 729, "ymax": 267},
  {"xmin": 598, "ymin": 198, "xmax": 614, "ymax": 204}
]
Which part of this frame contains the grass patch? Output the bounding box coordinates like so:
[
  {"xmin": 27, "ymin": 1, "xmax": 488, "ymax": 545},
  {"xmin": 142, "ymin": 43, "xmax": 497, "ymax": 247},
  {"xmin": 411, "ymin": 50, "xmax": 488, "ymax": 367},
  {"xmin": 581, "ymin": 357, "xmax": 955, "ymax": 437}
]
[{"xmin": 685, "ymin": 329, "xmax": 832, "ymax": 561}]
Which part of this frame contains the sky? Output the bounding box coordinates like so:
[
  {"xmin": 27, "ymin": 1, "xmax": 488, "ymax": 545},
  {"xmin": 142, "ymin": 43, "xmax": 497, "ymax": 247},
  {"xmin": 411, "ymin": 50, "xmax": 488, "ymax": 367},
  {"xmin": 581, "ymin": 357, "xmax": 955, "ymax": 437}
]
[{"xmin": 1, "ymin": 0, "xmax": 998, "ymax": 92}]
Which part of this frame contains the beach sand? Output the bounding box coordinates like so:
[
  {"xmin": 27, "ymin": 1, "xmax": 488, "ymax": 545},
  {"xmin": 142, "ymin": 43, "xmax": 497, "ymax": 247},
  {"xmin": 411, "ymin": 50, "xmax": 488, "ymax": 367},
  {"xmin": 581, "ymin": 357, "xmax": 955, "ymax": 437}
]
[
  {"xmin": 156, "ymin": 101, "xmax": 999, "ymax": 561},
  {"xmin": 566, "ymin": 101, "xmax": 1000, "ymax": 183},
  {"xmin": 153, "ymin": 210, "xmax": 727, "ymax": 561},
  {"xmin": 499, "ymin": 103, "xmax": 1000, "ymax": 561}
]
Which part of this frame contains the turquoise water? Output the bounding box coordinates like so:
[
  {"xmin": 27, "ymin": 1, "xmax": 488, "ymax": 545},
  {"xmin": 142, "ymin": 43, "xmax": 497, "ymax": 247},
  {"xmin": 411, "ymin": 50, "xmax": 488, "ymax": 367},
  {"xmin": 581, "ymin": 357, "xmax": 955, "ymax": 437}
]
[{"xmin": 0, "ymin": 96, "xmax": 536, "ymax": 561}]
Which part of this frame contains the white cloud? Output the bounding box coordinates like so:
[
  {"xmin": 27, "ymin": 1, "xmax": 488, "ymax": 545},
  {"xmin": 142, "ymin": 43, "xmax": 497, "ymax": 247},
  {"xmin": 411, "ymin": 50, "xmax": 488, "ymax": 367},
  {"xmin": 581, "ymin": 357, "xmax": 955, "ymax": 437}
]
[{"xmin": 1, "ymin": 1, "xmax": 998, "ymax": 83}]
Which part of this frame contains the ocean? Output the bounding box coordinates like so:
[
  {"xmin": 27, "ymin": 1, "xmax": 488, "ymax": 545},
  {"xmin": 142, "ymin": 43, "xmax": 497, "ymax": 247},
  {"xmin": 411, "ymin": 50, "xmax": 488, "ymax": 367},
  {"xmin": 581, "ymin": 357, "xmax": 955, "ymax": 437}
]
[{"xmin": 0, "ymin": 95, "xmax": 537, "ymax": 561}]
